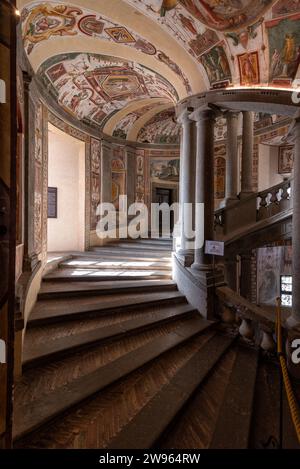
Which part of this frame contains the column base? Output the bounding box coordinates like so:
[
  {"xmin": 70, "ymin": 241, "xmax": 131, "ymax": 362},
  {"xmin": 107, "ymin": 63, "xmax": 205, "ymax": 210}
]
[
  {"xmin": 176, "ymin": 249, "xmax": 194, "ymax": 267},
  {"xmin": 223, "ymin": 196, "xmax": 239, "ymax": 207},
  {"xmin": 190, "ymin": 266, "xmax": 224, "ymax": 288},
  {"xmin": 173, "ymin": 254, "xmax": 224, "ymax": 320},
  {"xmin": 191, "ymin": 262, "xmax": 213, "ymax": 271}
]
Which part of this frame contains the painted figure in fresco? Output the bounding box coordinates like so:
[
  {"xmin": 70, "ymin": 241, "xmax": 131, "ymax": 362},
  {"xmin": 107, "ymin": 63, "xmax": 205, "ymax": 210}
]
[
  {"xmin": 283, "ymin": 34, "xmax": 296, "ymax": 65},
  {"xmin": 178, "ymin": 13, "xmax": 197, "ymax": 35},
  {"xmin": 217, "ymin": 47, "xmax": 231, "ymax": 78},
  {"xmin": 201, "ymin": 54, "xmax": 217, "ymax": 82},
  {"xmin": 270, "ymin": 49, "xmax": 283, "ymax": 79},
  {"xmin": 241, "ymin": 53, "xmax": 257, "ymax": 84},
  {"xmin": 270, "ymin": 30, "xmax": 300, "ymax": 81}
]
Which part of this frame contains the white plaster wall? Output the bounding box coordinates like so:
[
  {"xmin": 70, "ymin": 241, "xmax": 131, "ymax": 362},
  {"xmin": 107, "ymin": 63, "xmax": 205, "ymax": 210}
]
[
  {"xmin": 258, "ymin": 144, "xmax": 282, "ymax": 192},
  {"xmin": 47, "ymin": 123, "xmax": 85, "ymax": 252}
]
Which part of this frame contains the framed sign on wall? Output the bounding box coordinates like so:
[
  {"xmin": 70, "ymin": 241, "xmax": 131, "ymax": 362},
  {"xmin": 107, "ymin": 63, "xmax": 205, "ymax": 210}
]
[{"xmin": 47, "ymin": 187, "xmax": 57, "ymax": 219}]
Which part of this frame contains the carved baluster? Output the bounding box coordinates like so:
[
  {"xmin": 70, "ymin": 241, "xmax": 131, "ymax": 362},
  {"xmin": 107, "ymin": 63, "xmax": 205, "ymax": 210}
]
[
  {"xmin": 260, "ymin": 330, "xmax": 276, "ymax": 352},
  {"xmin": 257, "ymin": 193, "xmax": 268, "ymax": 220},
  {"xmin": 277, "ymin": 188, "xmax": 283, "ymax": 203},
  {"xmin": 270, "ymin": 188, "xmax": 280, "ymax": 216},
  {"xmin": 270, "ymin": 189, "xmax": 278, "ymax": 205},
  {"xmin": 221, "ymin": 304, "xmax": 236, "ymax": 324},
  {"xmin": 239, "ymin": 318, "xmax": 254, "ymax": 340},
  {"xmin": 280, "ymin": 182, "xmax": 291, "ymax": 211}
]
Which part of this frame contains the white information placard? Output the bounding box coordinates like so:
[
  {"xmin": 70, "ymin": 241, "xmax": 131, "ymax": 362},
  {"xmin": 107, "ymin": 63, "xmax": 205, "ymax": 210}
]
[{"xmin": 205, "ymin": 240, "xmax": 224, "ymax": 257}]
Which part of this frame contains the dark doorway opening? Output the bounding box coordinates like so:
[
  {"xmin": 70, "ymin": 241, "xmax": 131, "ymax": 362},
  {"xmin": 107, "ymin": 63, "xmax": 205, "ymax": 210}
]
[{"xmin": 155, "ymin": 187, "xmax": 174, "ymax": 236}]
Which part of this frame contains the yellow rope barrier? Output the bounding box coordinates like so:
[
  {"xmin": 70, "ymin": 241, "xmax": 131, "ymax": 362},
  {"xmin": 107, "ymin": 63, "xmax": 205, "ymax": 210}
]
[{"xmin": 276, "ymin": 297, "xmax": 300, "ymax": 444}]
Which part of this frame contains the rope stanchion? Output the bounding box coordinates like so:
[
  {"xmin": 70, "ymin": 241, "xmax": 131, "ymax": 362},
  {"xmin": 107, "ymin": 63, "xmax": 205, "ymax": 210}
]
[{"xmin": 276, "ymin": 298, "xmax": 300, "ymax": 444}]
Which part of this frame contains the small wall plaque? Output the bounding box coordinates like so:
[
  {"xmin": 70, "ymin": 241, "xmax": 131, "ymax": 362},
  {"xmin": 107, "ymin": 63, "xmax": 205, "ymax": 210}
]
[{"xmin": 48, "ymin": 187, "xmax": 57, "ymax": 219}]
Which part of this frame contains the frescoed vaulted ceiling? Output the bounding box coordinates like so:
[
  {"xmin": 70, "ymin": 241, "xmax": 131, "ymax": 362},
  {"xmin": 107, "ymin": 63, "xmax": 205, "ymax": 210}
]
[
  {"xmin": 37, "ymin": 53, "xmax": 178, "ymax": 127},
  {"xmin": 18, "ymin": 0, "xmax": 300, "ymax": 143}
]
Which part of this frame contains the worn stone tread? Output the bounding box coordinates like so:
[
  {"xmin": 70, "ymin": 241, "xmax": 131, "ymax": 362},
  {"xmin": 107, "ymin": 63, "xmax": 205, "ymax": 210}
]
[
  {"xmin": 59, "ymin": 259, "xmax": 171, "ymax": 271},
  {"xmin": 14, "ymin": 316, "xmax": 212, "ymax": 441},
  {"xmin": 29, "ymin": 291, "xmax": 186, "ymax": 326},
  {"xmin": 107, "ymin": 333, "xmax": 235, "ymax": 449},
  {"xmin": 44, "ymin": 268, "xmax": 172, "ymax": 282},
  {"xmin": 209, "ymin": 342, "xmax": 259, "ymax": 449},
  {"xmin": 39, "ymin": 279, "xmax": 176, "ymax": 299},
  {"xmin": 23, "ymin": 304, "xmax": 198, "ymax": 367}
]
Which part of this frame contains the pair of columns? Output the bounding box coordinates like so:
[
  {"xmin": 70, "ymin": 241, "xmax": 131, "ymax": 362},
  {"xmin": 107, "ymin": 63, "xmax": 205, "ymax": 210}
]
[
  {"xmin": 178, "ymin": 109, "xmax": 215, "ymax": 271},
  {"xmin": 178, "ymin": 108, "xmax": 255, "ymax": 271},
  {"xmin": 178, "ymin": 107, "xmax": 300, "ymax": 328}
]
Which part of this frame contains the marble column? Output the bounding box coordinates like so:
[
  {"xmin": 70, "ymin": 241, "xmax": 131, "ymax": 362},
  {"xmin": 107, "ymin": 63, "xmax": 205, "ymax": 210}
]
[
  {"xmin": 191, "ymin": 109, "xmax": 215, "ymax": 270},
  {"xmin": 287, "ymin": 119, "xmax": 300, "ymax": 328},
  {"xmin": 177, "ymin": 110, "xmax": 196, "ymax": 264},
  {"xmin": 240, "ymin": 111, "xmax": 254, "ymax": 197},
  {"xmin": 226, "ymin": 112, "xmax": 239, "ymax": 203}
]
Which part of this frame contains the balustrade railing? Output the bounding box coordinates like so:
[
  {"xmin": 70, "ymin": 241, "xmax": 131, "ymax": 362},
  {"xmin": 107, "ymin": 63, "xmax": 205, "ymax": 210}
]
[
  {"xmin": 216, "ymin": 285, "xmax": 281, "ymax": 353},
  {"xmin": 214, "ymin": 178, "xmax": 293, "ymax": 237},
  {"xmin": 257, "ymin": 179, "xmax": 292, "ymax": 221}
]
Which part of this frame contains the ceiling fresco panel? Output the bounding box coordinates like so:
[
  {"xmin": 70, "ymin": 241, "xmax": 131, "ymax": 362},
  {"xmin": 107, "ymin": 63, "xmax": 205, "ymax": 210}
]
[
  {"xmin": 112, "ymin": 103, "xmax": 165, "ymax": 139},
  {"xmin": 18, "ymin": 0, "xmax": 300, "ymax": 144},
  {"xmin": 37, "ymin": 52, "xmax": 177, "ymax": 127},
  {"xmin": 266, "ymin": 15, "xmax": 300, "ymax": 86},
  {"xmin": 137, "ymin": 108, "xmax": 180, "ymax": 144},
  {"xmin": 179, "ymin": 0, "xmax": 276, "ymax": 32},
  {"xmin": 21, "ymin": 2, "xmax": 192, "ymax": 95}
]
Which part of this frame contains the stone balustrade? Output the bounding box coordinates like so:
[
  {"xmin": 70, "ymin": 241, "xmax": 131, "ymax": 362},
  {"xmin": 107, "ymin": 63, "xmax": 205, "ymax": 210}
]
[
  {"xmin": 214, "ymin": 178, "xmax": 293, "ymax": 239},
  {"xmin": 215, "ymin": 285, "xmax": 285, "ymax": 353},
  {"xmin": 257, "ymin": 179, "xmax": 292, "ymax": 221}
]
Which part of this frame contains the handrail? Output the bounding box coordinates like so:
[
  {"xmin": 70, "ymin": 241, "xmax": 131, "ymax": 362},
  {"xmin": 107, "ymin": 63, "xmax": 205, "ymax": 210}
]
[{"xmin": 276, "ymin": 298, "xmax": 300, "ymax": 444}]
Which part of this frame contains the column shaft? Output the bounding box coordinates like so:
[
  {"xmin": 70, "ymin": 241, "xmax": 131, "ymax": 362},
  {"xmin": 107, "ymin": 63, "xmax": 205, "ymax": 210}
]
[
  {"xmin": 226, "ymin": 112, "xmax": 239, "ymax": 202},
  {"xmin": 178, "ymin": 112, "xmax": 196, "ymax": 254},
  {"xmin": 192, "ymin": 110, "xmax": 215, "ymax": 269},
  {"xmin": 241, "ymin": 111, "xmax": 254, "ymax": 196}
]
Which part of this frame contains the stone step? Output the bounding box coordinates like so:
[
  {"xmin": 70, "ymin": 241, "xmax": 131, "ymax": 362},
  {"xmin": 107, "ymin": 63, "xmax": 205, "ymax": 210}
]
[
  {"xmin": 58, "ymin": 258, "xmax": 172, "ymax": 272},
  {"xmin": 29, "ymin": 291, "xmax": 187, "ymax": 327},
  {"xmin": 249, "ymin": 358, "xmax": 281, "ymax": 449},
  {"xmin": 38, "ymin": 279, "xmax": 177, "ymax": 300},
  {"xmin": 43, "ymin": 268, "xmax": 172, "ymax": 282},
  {"xmin": 113, "ymin": 242, "xmax": 172, "ymax": 251},
  {"xmin": 209, "ymin": 342, "xmax": 258, "ymax": 449},
  {"xmin": 14, "ymin": 330, "xmax": 216, "ymax": 449},
  {"xmin": 160, "ymin": 344, "xmax": 239, "ymax": 449},
  {"xmin": 14, "ymin": 315, "xmax": 213, "ymax": 441},
  {"xmin": 23, "ymin": 304, "xmax": 198, "ymax": 369},
  {"xmin": 106, "ymin": 333, "xmax": 235, "ymax": 449},
  {"xmin": 82, "ymin": 251, "xmax": 173, "ymax": 262},
  {"xmin": 90, "ymin": 247, "xmax": 171, "ymax": 258},
  {"xmin": 122, "ymin": 238, "xmax": 173, "ymax": 246}
]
